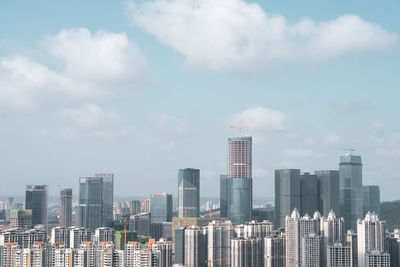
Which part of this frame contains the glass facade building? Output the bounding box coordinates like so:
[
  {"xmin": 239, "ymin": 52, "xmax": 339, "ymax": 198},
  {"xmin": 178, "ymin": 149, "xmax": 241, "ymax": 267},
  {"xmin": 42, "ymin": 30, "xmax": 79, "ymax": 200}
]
[
  {"xmin": 220, "ymin": 175, "xmax": 229, "ymax": 218},
  {"xmin": 78, "ymin": 177, "xmax": 103, "ymax": 230},
  {"xmin": 178, "ymin": 168, "xmax": 200, "ymax": 218},
  {"xmin": 150, "ymin": 193, "xmax": 173, "ymax": 223},
  {"xmin": 315, "ymin": 170, "xmax": 340, "ymax": 217},
  {"xmin": 25, "ymin": 185, "xmax": 48, "ymax": 228},
  {"xmin": 363, "ymin": 185, "xmax": 380, "ymax": 217},
  {"xmin": 300, "ymin": 173, "xmax": 318, "ymax": 216},
  {"xmin": 95, "ymin": 173, "xmax": 114, "ymax": 227},
  {"xmin": 60, "ymin": 188, "xmax": 72, "ymax": 227},
  {"xmin": 339, "ymin": 153, "xmax": 363, "ymax": 231},
  {"xmin": 227, "ymin": 136, "xmax": 252, "ymax": 225},
  {"xmin": 274, "ymin": 169, "xmax": 301, "ymax": 229}
]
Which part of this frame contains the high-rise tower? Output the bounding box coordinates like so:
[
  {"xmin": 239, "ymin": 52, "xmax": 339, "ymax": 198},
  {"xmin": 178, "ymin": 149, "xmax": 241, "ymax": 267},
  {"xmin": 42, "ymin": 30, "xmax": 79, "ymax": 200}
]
[
  {"xmin": 25, "ymin": 185, "xmax": 48, "ymax": 228},
  {"xmin": 227, "ymin": 136, "xmax": 252, "ymax": 225},
  {"xmin": 339, "ymin": 153, "xmax": 363, "ymax": 230},
  {"xmin": 178, "ymin": 168, "xmax": 200, "ymax": 218},
  {"xmin": 60, "ymin": 188, "xmax": 72, "ymax": 227},
  {"xmin": 78, "ymin": 177, "xmax": 103, "ymax": 230}
]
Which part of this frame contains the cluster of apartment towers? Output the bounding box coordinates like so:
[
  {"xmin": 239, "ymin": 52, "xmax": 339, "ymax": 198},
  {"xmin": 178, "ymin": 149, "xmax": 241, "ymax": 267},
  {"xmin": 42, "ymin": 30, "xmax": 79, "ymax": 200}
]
[{"xmin": 0, "ymin": 135, "xmax": 396, "ymax": 267}]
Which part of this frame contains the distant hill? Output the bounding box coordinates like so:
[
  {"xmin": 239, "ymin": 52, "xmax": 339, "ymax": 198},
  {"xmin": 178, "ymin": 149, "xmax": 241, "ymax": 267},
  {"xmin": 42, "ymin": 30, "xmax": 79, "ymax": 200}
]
[{"xmin": 380, "ymin": 200, "xmax": 400, "ymax": 230}]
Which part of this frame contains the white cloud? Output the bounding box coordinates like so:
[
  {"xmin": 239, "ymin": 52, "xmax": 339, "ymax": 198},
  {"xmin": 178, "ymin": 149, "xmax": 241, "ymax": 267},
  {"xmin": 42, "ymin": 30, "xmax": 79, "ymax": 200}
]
[
  {"xmin": 158, "ymin": 114, "xmax": 188, "ymax": 134},
  {"xmin": 0, "ymin": 28, "xmax": 148, "ymax": 112},
  {"xmin": 56, "ymin": 104, "xmax": 134, "ymax": 139},
  {"xmin": 128, "ymin": 0, "xmax": 398, "ymax": 72},
  {"xmin": 375, "ymin": 148, "xmax": 400, "ymax": 159},
  {"xmin": 325, "ymin": 133, "xmax": 340, "ymax": 144},
  {"xmin": 231, "ymin": 107, "xmax": 288, "ymax": 131},
  {"xmin": 282, "ymin": 149, "xmax": 323, "ymax": 158}
]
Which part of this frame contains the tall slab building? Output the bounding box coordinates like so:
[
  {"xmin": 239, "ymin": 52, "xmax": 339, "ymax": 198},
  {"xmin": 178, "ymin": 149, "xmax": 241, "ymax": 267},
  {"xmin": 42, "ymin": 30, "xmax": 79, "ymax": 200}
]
[
  {"xmin": 150, "ymin": 193, "xmax": 173, "ymax": 223},
  {"xmin": 227, "ymin": 136, "xmax": 252, "ymax": 225},
  {"xmin": 178, "ymin": 168, "xmax": 200, "ymax": 218},
  {"xmin": 274, "ymin": 169, "xmax": 301, "ymax": 229},
  {"xmin": 60, "ymin": 188, "xmax": 72, "ymax": 227},
  {"xmin": 339, "ymin": 153, "xmax": 363, "ymax": 230},
  {"xmin": 25, "ymin": 185, "xmax": 48, "ymax": 228},
  {"xmin": 95, "ymin": 173, "xmax": 114, "ymax": 227},
  {"xmin": 362, "ymin": 185, "xmax": 380, "ymax": 217},
  {"xmin": 315, "ymin": 170, "xmax": 340, "ymax": 217}
]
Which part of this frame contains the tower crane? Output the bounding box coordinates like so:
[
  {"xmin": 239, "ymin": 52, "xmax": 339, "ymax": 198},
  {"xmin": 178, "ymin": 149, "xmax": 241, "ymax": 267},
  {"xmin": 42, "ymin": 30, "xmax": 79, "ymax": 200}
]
[{"xmin": 230, "ymin": 126, "xmax": 251, "ymax": 137}]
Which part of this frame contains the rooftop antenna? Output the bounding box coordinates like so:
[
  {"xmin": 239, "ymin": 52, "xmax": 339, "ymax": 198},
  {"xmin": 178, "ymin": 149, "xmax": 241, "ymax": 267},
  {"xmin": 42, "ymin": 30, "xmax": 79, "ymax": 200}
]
[
  {"xmin": 343, "ymin": 148, "xmax": 356, "ymax": 156},
  {"xmin": 230, "ymin": 126, "xmax": 251, "ymax": 137}
]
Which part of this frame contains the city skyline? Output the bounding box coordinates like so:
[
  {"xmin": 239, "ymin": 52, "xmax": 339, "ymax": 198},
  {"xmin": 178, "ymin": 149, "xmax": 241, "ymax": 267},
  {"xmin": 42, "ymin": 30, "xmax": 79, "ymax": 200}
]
[{"xmin": 0, "ymin": 0, "xmax": 399, "ymax": 201}]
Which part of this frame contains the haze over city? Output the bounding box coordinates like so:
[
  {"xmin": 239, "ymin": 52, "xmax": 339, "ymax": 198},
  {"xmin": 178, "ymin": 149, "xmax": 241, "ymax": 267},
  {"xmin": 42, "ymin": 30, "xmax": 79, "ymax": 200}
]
[{"xmin": 0, "ymin": 0, "xmax": 399, "ymax": 201}]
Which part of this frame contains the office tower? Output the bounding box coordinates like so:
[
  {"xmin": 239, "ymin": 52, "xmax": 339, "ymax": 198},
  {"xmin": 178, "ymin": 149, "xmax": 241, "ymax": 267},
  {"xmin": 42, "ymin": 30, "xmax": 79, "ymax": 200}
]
[
  {"xmin": 95, "ymin": 173, "xmax": 114, "ymax": 227},
  {"xmin": 60, "ymin": 188, "xmax": 72, "ymax": 227},
  {"xmin": 339, "ymin": 153, "xmax": 363, "ymax": 230},
  {"xmin": 94, "ymin": 227, "xmax": 115, "ymax": 244},
  {"xmin": 385, "ymin": 234, "xmax": 399, "ymax": 267},
  {"xmin": 185, "ymin": 226, "xmax": 208, "ymax": 267},
  {"xmin": 300, "ymin": 233, "xmax": 320, "ymax": 267},
  {"xmin": 327, "ymin": 243, "xmax": 352, "ymax": 267},
  {"xmin": 357, "ymin": 212, "xmax": 386, "ymax": 266},
  {"xmin": 207, "ymin": 220, "xmax": 234, "ymax": 267},
  {"xmin": 365, "ymin": 250, "xmax": 390, "ymax": 267},
  {"xmin": 131, "ymin": 200, "xmax": 141, "ymax": 215},
  {"xmin": 78, "ymin": 177, "xmax": 103, "ymax": 230},
  {"xmin": 363, "ymin": 185, "xmax": 380, "ymax": 217},
  {"xmin": 264, "ymin": 231, "xmax": 286, "ymax": 267},
  {"xmin": 346, "ymin": 230, "xmax": 358, "ymax": 267},
  {"xmin": 235, "ymin": 220, "xmax": 274, "ymax": 239},
  {"xmin": 152, "ymin": 238, "xmax": 173, "ymax": 267},
  {"xmin": 220, "ymin": 175, "xmax": 228, "ymax": 218},
  {"xmin": 0, "ymin": 228, "xmax": 47, "ymax": 249},
  {"xmin": 150, "ymin": 193, "xmax": 173, "ymax": 223},
  {"xmin": 315, "ymin": 170, "xmax": 340, "ymax": 217},
  {"xmin": 9, "ymin": 209, "xmax": 32, "ymax": 229},
  {"xmin": 178, "ymin": 168, "xmax": 200, "ymax": 218},
  {"xmin": 227, "ymin": 136, "xmax": 252, "ymax": 225},
  {"xmin": 69, "ymin": 227, "xmax": 92, "ymax": 249},
  {"xmin": 51, "ymin": 226, "xmax": 70, "ymax": 246},
  {"xmin": 230, "ymin": 237, "xmax": 263, "ymax": 267},
  {"xmin": 285, "ymin": 208, "xmax": 319, "ymax": 267},
  {"xmin": 300, "ymin": 172, "xmax": 318, "ymax": 216},
  {"xmin": 129, "ymin": 212, "xmax": 151, "ymax": 236},
  {"xmin": 25, "ymin": 185, "xmax": 48, "ymax": 227},
  {"xmin": 174, "ymin": 227, "xmax": 186, "ymax": 265},
  {"xmin": 275, "ymin": 169, "xmax": 301, "ymax": 229}
]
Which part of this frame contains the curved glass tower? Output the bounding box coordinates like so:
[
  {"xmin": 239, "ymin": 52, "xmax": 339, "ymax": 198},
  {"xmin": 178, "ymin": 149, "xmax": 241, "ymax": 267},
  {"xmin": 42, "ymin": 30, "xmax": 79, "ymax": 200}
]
[
  {"xmin": 227, "ymin": 136, "xmax": 252, "ymax": 225},
  {"xmin": 339, "ymin": 153, "xmax": 362, "ymax": 230}
]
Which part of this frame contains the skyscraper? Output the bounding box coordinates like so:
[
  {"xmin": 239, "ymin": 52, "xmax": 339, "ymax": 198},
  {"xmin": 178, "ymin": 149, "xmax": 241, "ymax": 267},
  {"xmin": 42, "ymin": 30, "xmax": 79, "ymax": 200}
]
[
  {"xmin": 320, "ymin": 210, "xmax": 345, "ymax": 266},
  {"xmin": 208, "ymin": 220, "xmax": 234, "ymax": 267},
  {"xmin": 300, "ymin": 172, "xmax": 318, "ymax": 216},
  {"xmin": 339, "ymin": 153, "xmax": 363, "ymax": 230},
  {"xmin": 78, "ymin": 177, "xmax": 103, "ymax": 230},
  {"xmin": 227, "ymin": 136, "xmax": 252, "ymax": 225},
  {"xmin": 95, "ymin": 173, "xmax": 114, "ymax": 227},
  {"xmin": 178, "ymin": 168, "xmax": 200, "ymax": 218},
  {"xmin": 275, "ymin": 169, "xmax": 301, "ymax": 229},
  {"xmin": 25, "ymin": 185, "xmax": 48, "ymax": 228},
  {"xmin": 185, "ymin": 226, "xmax": 208, "ymax": 267},
  {"xmin": 60, "ymin": 188, "xmax": 72, "ymax": 227},
  {"xmin": 315, "ymin": 170, "xmax": 340, "ymax": 217},
  {"xmin": 150, "ymin": 193, "xmax": 173, "ymax": 223},
  {"xmin": 357, "ymin": 212, "xmax": 386, "ymax": 267},
  {"xmin": 219, "ymin": 175, "xmax": 228, "ymax": 218},
  {"xmin": 363, "ymin": 185, "xmax": 380, "ymax": 217},
  {"xmin": 231, "ymin": 237, "xmax": 263, "ymax": 267},
  {"xmin": 264, "ymin": 231, "xmax": 286, "ymax": 267}
]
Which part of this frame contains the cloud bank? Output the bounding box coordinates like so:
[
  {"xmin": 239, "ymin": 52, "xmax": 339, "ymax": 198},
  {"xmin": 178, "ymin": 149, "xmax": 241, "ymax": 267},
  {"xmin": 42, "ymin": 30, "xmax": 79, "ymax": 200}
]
[{"xmin": 128, "ymin": 0, "xmax": 398, "ymax": 72}]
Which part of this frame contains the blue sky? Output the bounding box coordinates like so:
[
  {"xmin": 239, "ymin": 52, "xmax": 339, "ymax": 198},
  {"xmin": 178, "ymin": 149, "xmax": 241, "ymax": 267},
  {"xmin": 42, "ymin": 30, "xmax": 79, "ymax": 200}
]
[{"xmin": 0, "ymin": 0, "xmax": 399, "ymax": 201}]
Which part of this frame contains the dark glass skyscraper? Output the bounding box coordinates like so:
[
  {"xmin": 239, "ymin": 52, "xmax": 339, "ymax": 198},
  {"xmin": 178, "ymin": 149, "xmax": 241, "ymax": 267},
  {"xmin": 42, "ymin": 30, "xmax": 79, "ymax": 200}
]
[
  {"xmin": 25, "ymin": 185, "xmax": 48, "ymax": 228},
  {"xmin": 339, "ymin": 153, "xmax": 363, "ymax": 230},
  {"xmin": 300, "ymin": 172, "xmax": 318, "ymax": 216},
  {"xmin": 178, "ymin": 168, "xmax": 200, "ymax": 218},
  {"xmin": 60, "ymin": 188, "xmax": 72, "ymax": 227},
  {"xmin": 315, "ymin": 170, "xmax": 340, "ymax": 217},
  {"xmin": 274, "ymin": 169, "xmax": 301, "ymax": 229},
  {"xmin": 95, "ymin": 173, "xmax": 114, "ymax": 227},
  {"xmin": 150, "ymin": 193, "xmax": 173, "ymax": 223},
  {"xmin": 220, "ymin": 175, "xmax": 228, "ymax": 218},
  {"xmin": 363, "ymin": 185, "xmax": 380, "ymax": 217},
  {"xmin": 227, "ymin": 136, "xmax": 252, "ymax": 225},
  {"xmin": 78, "ymin": 177, "xmax": 103, "ymax": 230}
]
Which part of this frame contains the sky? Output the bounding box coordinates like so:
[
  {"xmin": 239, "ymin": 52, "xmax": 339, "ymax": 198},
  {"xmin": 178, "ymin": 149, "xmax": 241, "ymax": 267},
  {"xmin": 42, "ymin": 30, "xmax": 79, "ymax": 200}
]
[{"xmin": 0, "ymin": 0, "xmax": 399, "ymax": 201}]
